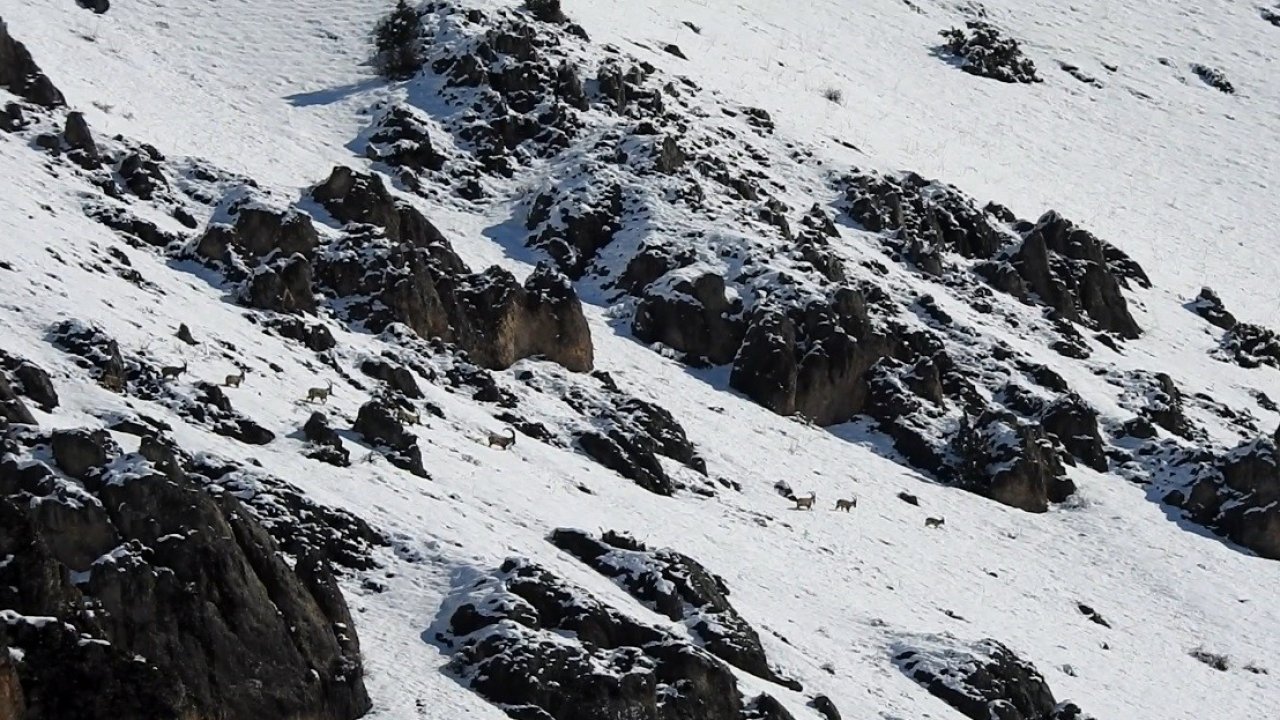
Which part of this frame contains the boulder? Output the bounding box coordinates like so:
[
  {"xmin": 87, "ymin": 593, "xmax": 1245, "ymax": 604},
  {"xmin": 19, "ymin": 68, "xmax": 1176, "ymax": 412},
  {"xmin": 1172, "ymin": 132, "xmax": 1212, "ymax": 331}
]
[
  {"xmin": 0, "ymin": 20, "xmax": 65, "ymax": 107},
  {"xmin": 633, "ymin": 272, "xmax": 744, "ymax": 365},
  {"xmin": 895, "ymin": 636, "xmax": 1089, "ymax": 720},
  {"xmin": 1187, "ymin": 287, "xmax": 1237, "ymax": 330},
  {"xmin": 952, "ymin": 411, "xmax": 1074, "ymax": 512},
  {"xmin": 353, "ymin": 401, "xmax": 428, "ymax": 477},
  {"xmin": 938, "ymin": 21, "xmax": 1041, "ymax": 84},
  {"xmin": 1175, "ymin": 438, "xmax": 1280, "ymax": 560},
  {"xmin": 50, "ymin": 428, "xmax": 117, "ymax": 480},
  {"xmin": 303, "ymin": 412, "xmax": 350, "ymax": 467}
]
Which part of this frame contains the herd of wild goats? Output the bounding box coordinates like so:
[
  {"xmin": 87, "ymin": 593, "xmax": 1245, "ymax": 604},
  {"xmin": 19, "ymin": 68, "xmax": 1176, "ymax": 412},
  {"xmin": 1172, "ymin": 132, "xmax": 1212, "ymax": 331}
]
[
  {"xmin": 152, "ymin": 359, "xmax": 945, "ymax": 523},
  {"xmin": 791, "ymin": 492, "xmax": 946, "ymax": 527}
]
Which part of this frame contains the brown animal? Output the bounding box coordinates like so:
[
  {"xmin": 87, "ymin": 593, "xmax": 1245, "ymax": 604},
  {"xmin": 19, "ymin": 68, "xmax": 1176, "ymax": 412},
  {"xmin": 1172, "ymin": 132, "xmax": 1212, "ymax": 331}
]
[
  {"xmin": 160, "ymin": 361, "xmax": 188, "ymax": 380},
  {"xmin": 925, "ymin": 517, "xmax": 945, "ymax": 529},
  {"xmin": 305, "ymin": 380, "xmax": 334, "ymax": 404},
  {"xmin": 487, "ymin": 428, "xmax": 516, "ymax": 449},
  {"xmin": 223, "ymin": 368, "xmax": 246, "ymax": 388},
  {"xmin": 835, "ymin": 498, "xmax": 856, "ymax": 512},
  {"xmin": 792, "ymin": 492, "xmax": 816, "ymax": 510}
]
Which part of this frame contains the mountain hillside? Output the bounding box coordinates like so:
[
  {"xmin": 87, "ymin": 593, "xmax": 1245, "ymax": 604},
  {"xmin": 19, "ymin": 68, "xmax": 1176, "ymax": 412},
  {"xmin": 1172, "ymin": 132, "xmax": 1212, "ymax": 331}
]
[{"xmin": 2, "ymin": 1, "xmax": 1279, "ymax": 720}]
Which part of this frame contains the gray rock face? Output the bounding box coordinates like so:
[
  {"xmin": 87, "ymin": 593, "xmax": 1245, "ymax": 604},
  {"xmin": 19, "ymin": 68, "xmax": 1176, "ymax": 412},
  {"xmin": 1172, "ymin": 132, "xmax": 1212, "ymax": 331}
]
[
  {"xmin": 0, "ymin": 427, "xmax": 371, "ymax": 720},
  {"xmin": 0, "ymin": 20, "xmax": 65, "ymax": 107}
]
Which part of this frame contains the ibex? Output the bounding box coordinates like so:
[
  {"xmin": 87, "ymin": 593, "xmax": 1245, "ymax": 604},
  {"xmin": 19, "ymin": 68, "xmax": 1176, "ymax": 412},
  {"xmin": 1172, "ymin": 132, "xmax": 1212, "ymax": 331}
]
[
  {"xmin": 925, "ymin": 517, "xmax": 946, "ymax": 529},
  {"xmin": 487, "ymin": 428, "xmax": 516, "ymax": 449},
  {"xmin": 835, "ymin": 497, "xmax": 856, "ymax": 512},
  {"xmin": 792, "ymin": 492, "xmax": 816, "ymax": 510},
  {"xmin": 223, "ymin": 368, "xmax": 247, "ymax": 388},
  {"xmin": 305, "ymin": 380, "xmax": 334, "ymax": 404},
  {"xmin": 396, "ymin": 406, "xmax": 420, "ymax": 426},
  {"xmin": 160, "ymin": 361, "xmax": 188, "ymax": 380}
]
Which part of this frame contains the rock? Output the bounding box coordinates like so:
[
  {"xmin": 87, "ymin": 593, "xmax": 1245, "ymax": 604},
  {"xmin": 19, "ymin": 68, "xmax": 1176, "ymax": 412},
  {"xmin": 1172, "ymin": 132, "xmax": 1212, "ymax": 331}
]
[
  {"xmin": 176, "ymin": 323, "xmax": 198, "ymax": 345},
  {"xmin": 618, "ymin": 241, "xmax": 695, "ymax": 295},
  {"xmin": 313, "ymin": 166, "xmax": 449, "ymax": 248},
  {"xmin": 303, "ymin": 412, "xmax": 350, "ymax": 467},
  {"xmin": 63, "ymin": 112, "xmax": 101, "ymax": 168},
  {"xmin": 1188, "ymin": 286, "xmax": 1237, "ymax": 330},
  {"xmin": 550, "ymin": 529, "xmax": 796, "ymax": 686},
  {"xmin": 654, "ymin": 135, "xmax": 686, "ymax": 173},
  {"xmin": 0, "ymin": 19, "xmax": 65, "ymax": 107},
  {"xmin": 75, "ymin": 0, "xmax": 111, "ymax": 12},
  {"xmin": 456, "ymin": 263, "xmax": 594, "ymax": 372},
  {"xmin": 1144, "ymin": 372, "xmax": 1193, "ymax": 439},
  {"xmin": 527, "ymin": 183, "xmax": 624, "ymax": 279},
  {"xmin": 898, "ymin": 491, "xmax": 920, "ymax": 506},
  {"xmin": 1011, "ymin": 212, "xmax": 1141, "ymax": 338},
  {"xmin": 0, "ymin": 374, "xmax": 36, "ymax": 426},
  {"xmin": 366, "ymin": 104, "xmax": 445, "ymax": 173},
  {"xmin": 1175, "ymin": 437, "xmax": 1280, "ymax": 560},
  {"xmin": 50, "ymin": 428, "xmax": 117, "ymax": 480},
  {"xmin": 1191, "ymin": 63, "xmax": 1234, "ymax": 94},
  {"xmin": 662, "ymin": 43, "xmax": 688, "ymax": 60},
  {"xmin": 245, "ymin": 254, "xmax": 316, "ymax": 313},
  {"xmin": 444, "ymin": 558, "xmax": 753, "ymax": 720},
  {"xmin": 894, "ymin": 636, "xmax": 1089, "ymax": 720},
  {"xmin": 198, "ymin": 206, "xmax": 319, "ymax": 264},
  {"xmin": 0, "ymin": 448, "xmax": 371, "ymax": 719},
  {"xmin": 119, "ymin": 150, "xmax": 168, "ymax": 200},
  {"xmin": 952, "ymin": 411, "xmax": 1074, "ymax": 512},
  {"xmin": 353, "ymin": 401, "xmax": 428, "ymax": 477},
  {"xmin": 633, "ymin": 272, "xmax": 744, "ymax": 365},
  {"xmin": 938, "ymin": 21, "xmax": 1041, "ymax": 84},
  {"xmin": 264, "ymin": 317, "xmax": 336, "ymax": 351},
  {"xmin": 578, "ymin": 430, "xmax": 673, "ymax": 495},
  {"xmin": 1217, "ymin": 322, "xmax": 1280, "ymax": 370},
  {"xmin": 809, "ymin": 695, "xmax": 842, "ymax": 720},
  {"xmin": 1042, "ymin": 394, "xmax": 1107, "ymax": 472},
  {"xmin": 360, "ymin": 358, "xmax": 422, "ymax": 398}
]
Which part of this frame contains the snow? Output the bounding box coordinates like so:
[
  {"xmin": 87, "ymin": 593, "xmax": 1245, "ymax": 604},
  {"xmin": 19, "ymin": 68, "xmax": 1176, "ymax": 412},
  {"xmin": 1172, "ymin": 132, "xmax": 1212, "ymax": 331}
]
[{"xmin": 1, "ymin": 0, "xmax": 1280, "ymax": 719}]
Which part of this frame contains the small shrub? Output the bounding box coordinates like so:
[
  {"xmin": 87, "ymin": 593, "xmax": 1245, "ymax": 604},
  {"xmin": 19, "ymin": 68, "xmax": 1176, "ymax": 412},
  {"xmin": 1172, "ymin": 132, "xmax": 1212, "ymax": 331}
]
[
  {"xmin": 372, "ymin": 0, "xmax": 425, "ymax": 81},
  {"xmin": 524, "ymin": 0, "xmax": 567, "ymax": 23},
  {"xmin": 822, "ymin": 87, "xmax": 844, "ymax": 104},
  {"xmin": 1189, "ymin": 647, "xmax": 1230, "ymax": 671}
]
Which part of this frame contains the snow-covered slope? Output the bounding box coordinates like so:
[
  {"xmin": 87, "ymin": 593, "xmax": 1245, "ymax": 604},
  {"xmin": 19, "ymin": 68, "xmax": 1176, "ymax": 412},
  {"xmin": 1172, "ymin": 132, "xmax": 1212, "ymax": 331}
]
[{"xmin": 2, "ymin": 1, "xmax": 1279, "ymax": 720}]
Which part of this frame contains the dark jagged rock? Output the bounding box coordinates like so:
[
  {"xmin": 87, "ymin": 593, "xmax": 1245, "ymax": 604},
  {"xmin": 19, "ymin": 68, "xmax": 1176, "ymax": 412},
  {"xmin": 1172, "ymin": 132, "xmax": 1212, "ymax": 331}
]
[
  {"xmin": 1187, "ymin": 287, "xmax": 1237, "ymax": 330},
  {"xmin": 1191, "ymin": 63, "xmax": 1234, "ymax": 94},
  {"xmin": 550, "ymin": 528, "xmax": 798, "ymax": 688},
  {"xmin": 118, "ymin": 148, "xmax": 168, "ymax": 200},
  {"xmin": 895, "ymin": 637, "xmax": 1089, "ymax": 720},
  {"xmin": 50, "ymin": 428, "xmax": 117, "ymax": 480},
  {"xmin": 1144, "ymin": 372, "xmax": 1193, "ymax": 439},
  {"xmin": 360, "ymin": 357, "xmax": 423, "ymax": 399},
  {"xmin": 0, "ymin": 443, "xmax": 371, "ymax": 720},
  {"xmin": 634, "ymin": 272, "xmax": 744, "ymax": 365},
  {"xmin": 85, "ymin": 205, "xmax": 180, "ymax": 249},
  {"xmin": 49, "ymin": 320, "xmax": 127, "ymax": 391},
  {"xmin": 366, "ymin": 104, "xmax": 445, "ymax": 173},
  {"xmin": 353, "ymin": 400, "xmax": 428, "ymax": 477},
  {"xmin": 303, "ymin": 412, "xmax": 351, "ymax": 467},
  {"xmin": 63, "ymin": 112, "xmax": 101, "ymax": 169},
  {"xmin": 1008, "ymin": 212, "xmax": 1141, "ymax": 338},
  {"xmin": 578, "ymin": 430, "xmax": 673, "ymax": 495},
  {"xmin": 1217, "ymin": 322, "xmax": 1280, "ymax": 370},
  {"xmin": 246, "ymin": 254, "xmax": 317, "ymax": 313},
  {"xmin": 0, "ymin": 20, "xmax": 65, "ymax": 107},
  {"xmin": 809, "ymin": 696, "xmax": 841, "ymax": 720},
  {"xmin": 197, "ymin": 205, "xmax": 320, "ymax": 264},
  {"xmin": 938, "ymin": 21, "xmax": 1041, "ymax": 84},
  {"xmin": 743, "ymin": 694, "xmax": 796, "ymax": 720},
  {"xmin": 0, "ymin": 374, "xmax": 35, "ymax": 426},
  {"xmin": 951, "ymin": 411, "xmax": 1074, "ymax": 512},
  {"xmin": 444, "ymin": 557, "xmax": 759, "ymax": 720},
  {"xmin": 618, "ymin": 241, "xmax": 696, "ymax": 295},
  {"xmin": 527, "ymin": 183, "xmax": 624, "ymax": 279},
  {"xmin": 1173, "ymin": 438, "xmax": 1280, "ymax": 560},
  {"xmin": 1042, "ymin": 394, "xmax": 1107, "ymax": 472},
  {"xmin": 264, "ymin": 316, "xmax": 337, "ymax": 351},
  {"xmin": 75, "ymin": 0, "xmax": 111, "ymax": 12}
]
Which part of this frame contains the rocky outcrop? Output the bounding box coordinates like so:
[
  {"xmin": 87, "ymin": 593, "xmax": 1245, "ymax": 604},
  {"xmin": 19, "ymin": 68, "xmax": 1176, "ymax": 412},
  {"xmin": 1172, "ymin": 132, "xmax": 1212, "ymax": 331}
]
[
  {"xmin": 365, "ymin": 103, "xmax": 445, "ymax": 173},
  {"xmin": 354, "ymin": 400, "xmax": 428, "ymax": 477},
  {"xmin": 1217, "ymin": 322, "xmax": 1280, "ymax": 370},
  {"xmin": 938, "ymin": 21, "xmax": 1041, "ymax": 84},
  {"xmin": 0, "ymin": 428, "xmax": 371, "ymax": 720},
  {"xmin": 894, "ymin": 636, "xmax": 1090, "ymax": 720},
  {"xmin": 526, "ymin": 181, "xmax": 624, "ymax": 279},
  {"xmin": 1003, "ymin": 212, "xmax": 1142, "ymax": 338},
  {"xmin": 633, "ymin": 272, "xmax": 744, "ymax": 365},
  {"xmin": 0, "ymin": 20, "xmax": 65, "ymax": 107},
  {"xmin": 951, "ymin": 411, "xmax": 1073, "ymax": 513},
  {"xmin": 442, "ymin": 557, "xmax": 776, "ymax": 720},
  {"xmin": 303, "ymin": 411, "xmax": 351, "ymax": 467},
  {"xmin": 1170, "ymin": 438, "xmax": 1280, "ymax": 560},
  {"xmin": 1191, "ymin": 63, "xmax": 1234, "ymax": 94},
  {"xmin": 1187, "ymin": 287, "xmax": 1237, "ymax": 330},
  {"xmin": 550, "ymin": 529, "xmax": 798, "ymax": 688},
  {"xmin": 1142, "ymin": 372, "xmax": 1194, "ymax": 439},
  {"xmin": 1041, "ymin": 394, "xmax": 1107, "ymax": 472}
]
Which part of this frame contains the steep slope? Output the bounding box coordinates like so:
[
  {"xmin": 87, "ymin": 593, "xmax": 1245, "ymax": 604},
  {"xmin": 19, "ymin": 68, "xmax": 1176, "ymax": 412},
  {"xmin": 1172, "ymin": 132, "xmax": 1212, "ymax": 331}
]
[{"xmin": 2, "ymin": 1, "xmax": 1279, "ymax": 720}]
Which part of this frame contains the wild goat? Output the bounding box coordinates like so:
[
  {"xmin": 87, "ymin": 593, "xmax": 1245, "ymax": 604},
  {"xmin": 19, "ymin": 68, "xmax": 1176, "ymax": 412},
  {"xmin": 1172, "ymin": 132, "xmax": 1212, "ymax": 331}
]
[
  {"xmin": 925, "ymin": 517, "xmax": 946, "ymax": 529},
  {"xmin": 835, "ymin": 498, "xmax": 856, "ymax": 512},
  {"xmin": 487, "ymin": 428, "xmax": 516, "ymax": 449},
  {"xmin": 160, "ymin": 361, "xmax": 188, "ymax": 380},
  {"xmin": 792, "ymin": 492, "xmax": 816, "ymax": 510},
  {"xmin": 305, "ymin": 380, "xmax": 334, "ymax": 404},
  {"xmin": 396, "ymin": 406, "xmax": 420, "ymax": 426},
  {"xmin": 223, "ymin": 368, "xmax": 247, "ymax": 388}
]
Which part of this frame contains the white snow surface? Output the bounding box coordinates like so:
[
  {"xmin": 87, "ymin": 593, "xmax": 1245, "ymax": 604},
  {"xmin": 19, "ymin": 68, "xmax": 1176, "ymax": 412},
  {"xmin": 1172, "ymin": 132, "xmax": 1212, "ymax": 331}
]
[{"xmin": 1, "ymin": 1, "xmax": 1279, "ymax": 719}]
